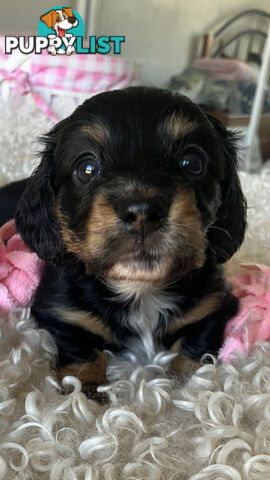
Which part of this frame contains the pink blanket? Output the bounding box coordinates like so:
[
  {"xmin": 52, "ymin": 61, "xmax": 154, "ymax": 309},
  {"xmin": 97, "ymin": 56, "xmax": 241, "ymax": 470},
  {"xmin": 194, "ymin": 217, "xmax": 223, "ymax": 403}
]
[
  {"xmin": 194, "ymin": 57, "xmax": 256, "ymax": 81},
  {"xmin": 0, "ymin": 220, "xmax": 44, "ymax": 312},
  {"xmin": 219, "ymin": 264, "xmax": 270, "ymax": 362}
]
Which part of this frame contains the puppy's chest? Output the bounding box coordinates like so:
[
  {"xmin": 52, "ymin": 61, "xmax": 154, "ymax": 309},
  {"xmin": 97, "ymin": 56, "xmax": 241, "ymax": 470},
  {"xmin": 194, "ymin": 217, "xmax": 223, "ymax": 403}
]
[{"xmin": 120, "ymin": 291, "xmax": 178, "ymax": 358}]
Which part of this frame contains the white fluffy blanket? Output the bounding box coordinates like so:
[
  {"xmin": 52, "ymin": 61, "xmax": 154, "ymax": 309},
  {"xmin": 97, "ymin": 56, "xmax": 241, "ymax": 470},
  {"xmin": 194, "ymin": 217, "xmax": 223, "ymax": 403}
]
[{"xmin": 1, "ymin": 96, "xmax": 270, "ymax": 479}]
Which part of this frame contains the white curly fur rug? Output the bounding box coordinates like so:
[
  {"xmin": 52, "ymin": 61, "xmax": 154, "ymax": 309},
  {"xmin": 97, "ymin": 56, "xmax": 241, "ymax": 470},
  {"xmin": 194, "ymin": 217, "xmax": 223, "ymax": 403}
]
[{"xmin": 1, "ymin": 95, "xmax": 270, "ymax": 479}]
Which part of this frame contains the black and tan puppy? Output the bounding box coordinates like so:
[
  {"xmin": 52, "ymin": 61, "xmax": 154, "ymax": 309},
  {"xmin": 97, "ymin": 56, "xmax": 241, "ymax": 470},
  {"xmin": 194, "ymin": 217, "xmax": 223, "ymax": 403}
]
[{"xmin": 0, "ymin": 87, "xmax": 246, "ymax": 393}]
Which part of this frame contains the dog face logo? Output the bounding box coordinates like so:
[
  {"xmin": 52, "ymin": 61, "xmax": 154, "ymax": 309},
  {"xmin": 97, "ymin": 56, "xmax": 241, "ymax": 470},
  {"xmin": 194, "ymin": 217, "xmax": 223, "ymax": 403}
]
[
  {"xmin": 40, "ymin": 7, "xmax": 78, "ymax": 38},
  {"xmin": 38, "ymin": 6, "xmax": 83, "ymax": 55}
]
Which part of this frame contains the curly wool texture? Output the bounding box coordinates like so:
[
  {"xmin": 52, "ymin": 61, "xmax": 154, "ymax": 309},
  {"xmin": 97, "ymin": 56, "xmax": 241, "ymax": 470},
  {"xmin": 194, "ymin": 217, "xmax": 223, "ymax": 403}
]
[
  {"xmin": 1, "ymin": 309, "xmax": 270, "ymax": 479},
  {"xmin": 226, "ymin": 169, "xmax": 270, "ymax": 275},
  {"xmin": 1, "ymin": 97, "xmax": 270, "ymax": 478},
  {"xmin": 0, "ymin": 95, "xmax": 53, "ymax": 188}
]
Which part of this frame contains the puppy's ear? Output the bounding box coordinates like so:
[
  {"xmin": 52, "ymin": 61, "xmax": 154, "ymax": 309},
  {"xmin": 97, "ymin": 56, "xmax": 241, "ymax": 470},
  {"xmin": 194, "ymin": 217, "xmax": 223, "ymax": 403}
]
[
  {"xmin": 206, "ymin": 114, "xmax": 246, "ymax": 263},
  {"xmin": 40, "ymin": 10, "xmax": 54, "ymax": 29},
  {"xmin": 15, "ymin": 127, "xmax": 62, "ymax": 261},
  {"xmin": 63, "ymin": 7, "xmax": 74, "ymax": 17}
]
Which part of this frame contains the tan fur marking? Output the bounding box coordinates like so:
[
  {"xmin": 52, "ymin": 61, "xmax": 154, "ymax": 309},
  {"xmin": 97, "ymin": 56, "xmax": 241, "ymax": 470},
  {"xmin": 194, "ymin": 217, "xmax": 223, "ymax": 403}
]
[
  {"xmin": 167, "ymin": 291, "xmax": 223, "ymax": 335},
  {"xmin": 55, "ymin": 194, "xmax": 119, "ymax": 262},
  {"xmin": 166, "ymin": 112, "xmax": 196, "ymax": 138},
  {"xmin": 108, "ymin": 279, "xmax": 158, "ymax": 302},
  {"xmin": 54, "ymin": 204, "xmax": 82, "ymax": 256},
  {"xmin": 52, "ymin": 307, "xmax": 113, "ymax": 342},
  {"xmin": 168, "ymin": 188, "xmax": 207, "ymax": 271},
  {"xmin": 170, "ymin": 346, "xmax": 200, "ymax": 377},
  {"xmin": 86, "ymin": 192, "xmax": 119, "ymax": 258},
  {"xmin": 107, "ymin": 261, "xmax": 172, "ymax": 283},
  {"xmin": 57, "ymin": 352, "xmax": 108, "ymax": 386},
  {"xmin": 80, "ymin": 122, "xmax": 110, "ymax": 144}
]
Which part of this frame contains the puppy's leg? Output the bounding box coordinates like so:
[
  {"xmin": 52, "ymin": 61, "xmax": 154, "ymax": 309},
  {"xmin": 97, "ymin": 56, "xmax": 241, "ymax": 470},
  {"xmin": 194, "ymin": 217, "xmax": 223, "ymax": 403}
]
[
  {"xmin": 57, "ymin": 351, "xmax": 108, "ymax": 402},
  {"xmin": 181, "ymin": 292, "xmax": 238, "ymax": 361},
  {"xmin": 168, "ymin": 292, "xmax": 239, "ymax": 380},
  {"xmin": 169, "ymin": 339, "xmax": 200, "ymax": 380}
]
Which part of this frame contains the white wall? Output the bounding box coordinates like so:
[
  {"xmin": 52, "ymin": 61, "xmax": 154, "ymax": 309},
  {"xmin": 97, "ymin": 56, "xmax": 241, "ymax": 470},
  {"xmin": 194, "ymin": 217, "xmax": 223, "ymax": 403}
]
[
  {"xmin": 0, "ymin": 0, "xmax": 76, "ymax": 34},
  {"xmin": 96, "ymin": 0, "xmax": 270, "ymax": 86}
]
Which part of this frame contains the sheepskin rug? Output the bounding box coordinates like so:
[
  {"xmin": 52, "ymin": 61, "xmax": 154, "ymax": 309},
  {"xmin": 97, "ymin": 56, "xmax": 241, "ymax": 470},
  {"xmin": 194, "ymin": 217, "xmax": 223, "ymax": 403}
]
[{"xmin": 1, "ymin": 95, "xmax": 270, "ymax": 479}]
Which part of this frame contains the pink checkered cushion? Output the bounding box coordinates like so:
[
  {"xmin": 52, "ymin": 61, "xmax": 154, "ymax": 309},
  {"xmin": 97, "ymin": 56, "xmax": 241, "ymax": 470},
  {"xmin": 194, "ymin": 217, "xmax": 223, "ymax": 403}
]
[
  {"xmin": 31, "ymin": 51, "xmax": 141, "ymax": 94},
  {"xmin": 0, "ymin": 37, "xmax": 141, "ymax": 119}
]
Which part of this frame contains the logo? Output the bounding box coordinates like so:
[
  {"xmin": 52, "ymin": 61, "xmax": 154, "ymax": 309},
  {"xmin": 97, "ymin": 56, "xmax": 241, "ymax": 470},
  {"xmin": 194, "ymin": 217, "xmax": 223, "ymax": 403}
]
[
  {"xmin": 5, "ymin": 6, "xmax": 125, "ymax": 56},
  {"xmin": 38, "ymin": 7, "xmax": 83, "ymax": 55}
]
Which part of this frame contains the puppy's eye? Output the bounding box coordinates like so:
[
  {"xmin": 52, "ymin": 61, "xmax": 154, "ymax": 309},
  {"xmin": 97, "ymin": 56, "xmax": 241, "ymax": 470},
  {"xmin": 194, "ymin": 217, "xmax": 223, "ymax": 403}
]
[
  {"xmin": 74, "ymin": 157, "xmax": 100, "ymax": 184},
  {"xmin": 56, "ymin": 16, "xmax": 61, "ymax": 21},
  {"xmin": 179, "ymin": 151, "xmax": 204, "ymax": 175},
  {"xmin": 63, "ymin": 14, "xmax": 68, "ymax": 19}
]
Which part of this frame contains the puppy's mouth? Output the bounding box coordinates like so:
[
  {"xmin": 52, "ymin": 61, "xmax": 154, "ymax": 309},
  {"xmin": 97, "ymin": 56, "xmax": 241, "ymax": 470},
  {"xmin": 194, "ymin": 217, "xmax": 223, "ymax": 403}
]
[
  {"xmin": 115, "ymin": 249, "xmax": 161, "ymax": 267},
  {"xmin": 57, "ymin": 26, "xmax": 66, "ymax": 37},
  {"xmin": 105, "ymin": 243, "xmax": 176, "ymax": 283},
  {"xmin": 107, "ymin": 260, "xmax": 169, "ymax": 283},
  {"xmin": 102, "ymin": 227, "xmax": 206, "ymax": 283}
]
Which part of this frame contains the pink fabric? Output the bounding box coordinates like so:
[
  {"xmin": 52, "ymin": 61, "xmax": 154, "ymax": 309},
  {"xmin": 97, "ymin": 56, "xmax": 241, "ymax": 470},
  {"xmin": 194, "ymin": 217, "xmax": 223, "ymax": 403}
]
[
  {"xmin": 0, "ymin": 65, "xmax": 57, "ymax": 121},
  {"xmin": 219, "ymin": 264, "xmax": 270, "ymax": 363},
  {"xmin": 30, "ymin": 52, "xmax": 141, "ymax": 95},
  {"xmin": 0, "ymin": 37, "xmax": 141, "ymax": 120},
  {"xmin": 0, "ymin": 220, "xmax": 44, "ymax": 313},
  {"xmin": 194, "ymin": 58, "xmax": 256, "ymax": 81}
]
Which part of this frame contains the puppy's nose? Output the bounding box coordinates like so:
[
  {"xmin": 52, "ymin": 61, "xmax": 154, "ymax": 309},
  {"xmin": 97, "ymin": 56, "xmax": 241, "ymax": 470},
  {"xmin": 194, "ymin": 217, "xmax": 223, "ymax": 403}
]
[
  {"xmin": 68, "ymin": 16, "xmax": 77, "ymax": 24},
  {"xmin": 120, "ymin": 198, "xmax": 168, "ymax": 237}
]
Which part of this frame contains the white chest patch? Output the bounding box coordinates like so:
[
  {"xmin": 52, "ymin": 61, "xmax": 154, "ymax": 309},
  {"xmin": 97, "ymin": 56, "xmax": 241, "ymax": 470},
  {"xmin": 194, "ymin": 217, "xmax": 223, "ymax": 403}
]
[
  {"xmin": 126, "ymin": 290, "xmax": 178, "ymax": 360},
  {"xmin": 105, "ymin": 282, "xmax": 179, "ymax": 380}
]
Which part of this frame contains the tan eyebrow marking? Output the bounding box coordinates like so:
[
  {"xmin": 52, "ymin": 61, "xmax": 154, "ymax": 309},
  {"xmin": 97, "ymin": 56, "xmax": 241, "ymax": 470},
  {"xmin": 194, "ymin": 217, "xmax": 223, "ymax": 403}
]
[
  {"xmin": 166, "ymin": 112, "xmax": 197, "ymax": 138},
  {"xmin": 80, "ymin": 122, "xmax": 110, "ymax": 144}
]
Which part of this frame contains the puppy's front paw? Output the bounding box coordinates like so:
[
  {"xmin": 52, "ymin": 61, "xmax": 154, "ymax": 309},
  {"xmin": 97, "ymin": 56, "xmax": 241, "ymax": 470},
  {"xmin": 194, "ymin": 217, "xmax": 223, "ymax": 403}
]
[
  {"xmin": 48, "ymin": 46, "xmax": 56, "ymax": 55},
  {"xmin": 66, "ymin": 45, "xmax": 75, "ymax": 55},
  {"xmin": 57, "ymin": 353, "xmax": 108, "ymax": 402}
]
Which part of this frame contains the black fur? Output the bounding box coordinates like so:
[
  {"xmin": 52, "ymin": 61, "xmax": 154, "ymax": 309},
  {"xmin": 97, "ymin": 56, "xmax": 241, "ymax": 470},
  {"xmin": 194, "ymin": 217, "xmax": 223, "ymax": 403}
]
[
  {"xmin": 0, "ymin": 178, "xmax": 29, "ymax": 226},
  {"xmin": 205, "ymin": 114, "xmax": 246, "ymax": 263},
  {"xmin": 31, "ymin": 258, "xmax": 232, "ymax": 368},
  {"xmin": 15, "ymin": 123, "xmax": 64, "ymax": 261}
]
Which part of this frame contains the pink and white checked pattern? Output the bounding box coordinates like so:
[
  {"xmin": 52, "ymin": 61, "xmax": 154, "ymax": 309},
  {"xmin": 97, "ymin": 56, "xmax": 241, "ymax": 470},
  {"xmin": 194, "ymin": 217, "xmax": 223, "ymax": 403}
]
[
  {"xmin": 0, "ymin": 37, "xmax": 141, "ymax": 120},
  {"xmin": 31, "ymin": 51, "xmax": 141, "ymax": 94}
]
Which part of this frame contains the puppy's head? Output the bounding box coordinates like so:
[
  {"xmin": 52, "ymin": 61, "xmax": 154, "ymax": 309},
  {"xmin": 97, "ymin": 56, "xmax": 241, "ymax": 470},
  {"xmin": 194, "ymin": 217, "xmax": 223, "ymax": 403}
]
[
  {"xmin": 16, "ymin": 87, "xmax": 246, "ymax": 284},
  {"xmin": 40, "ymin": 8, "xmax": 78, "ymax": 36}
]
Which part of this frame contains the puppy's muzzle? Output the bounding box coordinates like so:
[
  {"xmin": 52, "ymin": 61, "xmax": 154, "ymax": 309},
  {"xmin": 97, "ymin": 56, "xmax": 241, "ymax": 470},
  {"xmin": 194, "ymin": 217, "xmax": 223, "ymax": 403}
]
[{"xmin": 118, "ymin": 197, "xmax": 169, "ymax": 238}]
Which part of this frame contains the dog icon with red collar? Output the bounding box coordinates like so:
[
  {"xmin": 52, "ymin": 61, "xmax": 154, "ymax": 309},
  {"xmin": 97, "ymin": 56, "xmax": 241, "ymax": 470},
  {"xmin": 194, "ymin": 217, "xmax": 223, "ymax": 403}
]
[{"xmin": 40, "ymin": 7, "xmax": 78, "ymax": 55}]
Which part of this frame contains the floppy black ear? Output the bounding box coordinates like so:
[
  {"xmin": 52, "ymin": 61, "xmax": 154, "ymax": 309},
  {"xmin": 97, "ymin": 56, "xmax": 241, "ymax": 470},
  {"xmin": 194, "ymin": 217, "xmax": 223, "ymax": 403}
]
[
  {"xmin": 206, "ymin": 114, "xmax": 247, "ymax": 263},
  {"xmin": 15, "ymin": 130, "xmax": 62, "ymax": 261}
]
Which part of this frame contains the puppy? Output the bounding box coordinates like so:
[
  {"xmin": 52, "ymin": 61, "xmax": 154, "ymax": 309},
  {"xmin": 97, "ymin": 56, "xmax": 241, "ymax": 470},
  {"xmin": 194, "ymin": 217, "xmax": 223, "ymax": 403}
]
[
  {"xmin": 40, "ymin": 8, "xmax": 78, "ymax": 38},
  {"xmin": 1, "ymin": 87, "xmax": 246, "ymax": 395}
]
